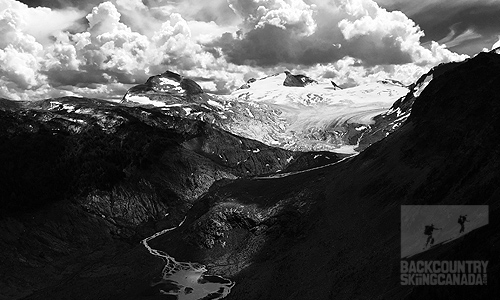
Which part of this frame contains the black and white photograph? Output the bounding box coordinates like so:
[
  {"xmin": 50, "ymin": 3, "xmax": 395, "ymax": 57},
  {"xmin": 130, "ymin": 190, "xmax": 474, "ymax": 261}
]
[{"xmin": 0, "ymin": 0, "xmax": 499, "ymax": 299}]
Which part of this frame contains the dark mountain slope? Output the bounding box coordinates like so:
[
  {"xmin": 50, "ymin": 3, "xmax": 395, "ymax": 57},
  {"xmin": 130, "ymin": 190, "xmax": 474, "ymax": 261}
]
[
  {"xmin": 0, "ymin": 97, "xmax": 300, "ymax": 216},
  {"xmin": 0, "ymin": 97, "xmax": 340, "ymax": 299},
  {"xmin": 357, "ymin": 59, "xmax": 466, "ymax": 151},
  {"xmin": 2, "ymin": 52, "xmax": 499, "ymax": 299},
  {"xmin": 151, "ymin": 51, "xmax": 500, "ymax": 299}
]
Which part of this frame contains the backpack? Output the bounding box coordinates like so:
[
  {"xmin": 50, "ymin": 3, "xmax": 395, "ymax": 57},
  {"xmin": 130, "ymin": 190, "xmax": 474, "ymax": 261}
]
[{"xmin": 424, "ymin": 225, "xmax": 433, "ymax": 235}]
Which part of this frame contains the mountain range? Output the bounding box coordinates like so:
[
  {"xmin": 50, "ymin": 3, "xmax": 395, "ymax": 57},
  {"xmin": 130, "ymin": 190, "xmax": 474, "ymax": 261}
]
[
  {"xmin": 122, "ymin": 69, "xmax": 409, "ymax": 153},
  {"xmin": 0, "ymin": 49, "xmax": 499, "ymax": 299}
]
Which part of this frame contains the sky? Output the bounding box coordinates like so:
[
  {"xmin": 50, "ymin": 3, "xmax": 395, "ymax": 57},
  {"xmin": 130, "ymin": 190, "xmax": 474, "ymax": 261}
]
[{"xmin": 0, "ymin": 0, "xmax": 499, "ymax": 100}]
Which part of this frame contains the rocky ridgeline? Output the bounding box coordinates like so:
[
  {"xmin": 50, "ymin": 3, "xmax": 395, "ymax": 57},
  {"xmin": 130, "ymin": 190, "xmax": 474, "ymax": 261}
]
[
  {"xmin": 124, "ymin": 70, "xmax": 205, "ymax": 103},
  {"xmin": 283, "ymin": 70, "xmax": 318, "ymax": 87},
  {"xmin": 356, "ymin": 60, "xmax": 467, "ymax": 150}
]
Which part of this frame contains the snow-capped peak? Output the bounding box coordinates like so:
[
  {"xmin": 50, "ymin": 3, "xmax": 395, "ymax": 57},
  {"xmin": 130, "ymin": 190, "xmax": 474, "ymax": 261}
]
[{"xmin": 232, "ymin": 72, "xmax": 408, "ymax": 108}]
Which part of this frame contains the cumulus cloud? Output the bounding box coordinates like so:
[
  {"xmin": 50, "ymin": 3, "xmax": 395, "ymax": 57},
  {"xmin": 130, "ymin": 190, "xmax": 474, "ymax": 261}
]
[
  {"xmin": 211, "ymin": 0, "xmax": 325, "ymax": 66},
  {"xmin": 228, "ymin": 0, "xmax": 317, "ymax": 36},
  {"xmin": 0, "ymin": 5, "xmax": 46, "ymax": 91},
  {"xmin": 213, "ymin": 0, "xmax": 467, "ymax": 70},
  {"xmin": 0, "ymin": 0, "xmax": 246, "ymax": 99},
  {"xmin": 0, "ymin": 0, "xmax": 83, "ymax": 44},
  {"xmin": 337, "ymin": 0, "xmax": 468, "ymax": 66},
  {"xmin": 301, "ymin": 56, "xmax": 432, "ymax": 88},
  {"xmin": 0, "ymin": 0, "xmax": 473, "ymax": 100}
]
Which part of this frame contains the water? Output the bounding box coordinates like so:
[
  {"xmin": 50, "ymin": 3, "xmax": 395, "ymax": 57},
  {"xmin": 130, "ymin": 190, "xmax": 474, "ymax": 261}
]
[{"xmin": 142, "ymin": 217, "xmax": 234, "ymax": 299}]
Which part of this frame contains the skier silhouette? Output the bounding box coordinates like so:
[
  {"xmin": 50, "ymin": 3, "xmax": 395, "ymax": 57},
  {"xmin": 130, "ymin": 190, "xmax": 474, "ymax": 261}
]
[
  {"xmin": 423, "ymin": 223, "xmax": 441, "ymax": 249},
  {"xmin": 458, "ymin": 215, "xmax": 470, "ymax": 234}
]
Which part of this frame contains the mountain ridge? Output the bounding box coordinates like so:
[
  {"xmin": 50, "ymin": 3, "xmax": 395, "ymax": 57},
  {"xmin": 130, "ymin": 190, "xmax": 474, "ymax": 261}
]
[
  {"xmin": 147, "ymin": 51, "xmax": 500, "ymax": 300},
  {"xmin": 0, "ymin": 95, "xmax": 343, "ymax": 299},
  {"xmin": 1, "ymin": 50, "xmax": 499, "ymax": 300},
  {"xmin": 122, "ymin": 70, "xmax": 410, "ymax": 153}
]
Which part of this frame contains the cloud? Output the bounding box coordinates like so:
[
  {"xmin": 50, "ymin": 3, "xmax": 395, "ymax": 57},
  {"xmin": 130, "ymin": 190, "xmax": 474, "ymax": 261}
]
[
  {"xmin": 147, "ymin": 0, "xmax": 239, "ymax": 26},
  {"xmin": 0, "ymin": 0, "xmax": 84, "ymax": 44},
  {"xmin": 214, "ymin": 0, "xmax": 467, "ymax": 68},
  {"xmin": 377, "ymin": 0, "xmax": 500, "ymax": 55},
  {"xmin": 16, "ymin": 0, "xmax": 110, "ymax": 11},
  {"xmin": 337, "ymin": 0, "xmax": 468, "ymax": 66},
  {"xmin": 0, "ymin": 0, "xmax": 245, "ymax": 99},
  {"xmin": 210, "ymin": 0, "xmax": 343, "ymax": 66},
  {"xmin": 228, "ymin": 0, "xmax": 317, "ymax": 36},
  {"xmin": 295, "ymin": 56, "xmax": 430, "ymax": 88},
  {"xmin": 375, "ymin": 0, "xmax": 500, "ymax": 17},
  {"xmin": 437, "ymin": 27, "xmax": 483, "ymax": 49},
  {"xmin": 0, "ymin": 0, "xmax": 473, "ymax": 100},
  {"xmin": 0, "ymin": 5, "xmax": 46, "ymax": 90}
]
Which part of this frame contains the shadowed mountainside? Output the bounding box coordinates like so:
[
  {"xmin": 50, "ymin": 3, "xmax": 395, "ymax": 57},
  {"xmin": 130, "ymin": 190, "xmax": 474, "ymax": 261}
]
[
  {"xmin": 150, "ymin": 51, "xmax": 500, "ymax": 299},
  {"xmin": 356, "ymin": 59, "xmax": 466, "ymax": 151},
  {"xmin": 1, "ymin": 51, "xmax": 499, "ymax": 299},
  {"xmin": 0, "ymin": 97, "xmax": 341, "ymax": 299}
]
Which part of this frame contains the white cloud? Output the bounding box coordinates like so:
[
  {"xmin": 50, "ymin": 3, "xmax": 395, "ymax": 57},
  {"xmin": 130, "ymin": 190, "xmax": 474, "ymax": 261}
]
[
  {"xmin": 305, "ymin": 56, "xmax": 432, "ymax": 87},
  {"xmin": 228, "ymin": 0, "xmax": 317, "ymax": 36},
  {"xmin": 337, "ymin": 0, "xmax": 468, "ymax": 66},
  {"xmin": 44, "ymin": 33, "xmax": 81, "ymax": 71},
  {"xmin": 0, "ymin": 7, "xmax": 46, "ymax": 90},
  {"xmin": 0, "ymin": 0, "xmax": 83, "ymax": 45},
  {"xmin": 187, "ymin": 20, "xmax": 238, "ymax": 44},
  {"xmin": 0, "ymin": 0, "xmax": 472, "ymax": 100},
  {"xmin": 87, "ymin": 1, "xmax": 123, "ymax": 34},
  {"xmin": 0, "ymin": 0, "xmax": 239, "ymax": 99}
]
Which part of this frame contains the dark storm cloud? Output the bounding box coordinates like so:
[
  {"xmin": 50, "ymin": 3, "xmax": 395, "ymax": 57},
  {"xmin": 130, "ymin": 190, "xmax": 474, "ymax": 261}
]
[
  {"xmin": 211, "ymin": 24, "xmax": 414, "ymax": 67},
  {"xmin": 211, "ymin": 25, "xmax": 345, "ymax": 66},
  {"xmin": 343, "ymin": 35, "xmax": 413, "ymax": 66},
  {"xmin": 17, "ymin": 0, "xmax": 103, "ymax": 9},
  {"xmin": 43, "ymin": 67, "xmax": 147, "ymax": 88}
]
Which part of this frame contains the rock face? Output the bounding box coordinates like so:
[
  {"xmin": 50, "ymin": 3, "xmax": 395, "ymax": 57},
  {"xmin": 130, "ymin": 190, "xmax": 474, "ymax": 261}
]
[
  {"xmin": 0, "ymin": 96, "xmax": 341, "ymax": 299},
  {"xmin": 330, "ymin": 80, "xmax": 342, "ymax": 89},
  {"xmin": 123, "ymin": 70, "xmax": 206, "ymax": 105},
  {"xmin": 283, "ymin": 71, "xmax": 317, "ymax": 87},
  {"xmin": 151, "ymin": 51, "xmax": 500, "ymax": 299}
]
